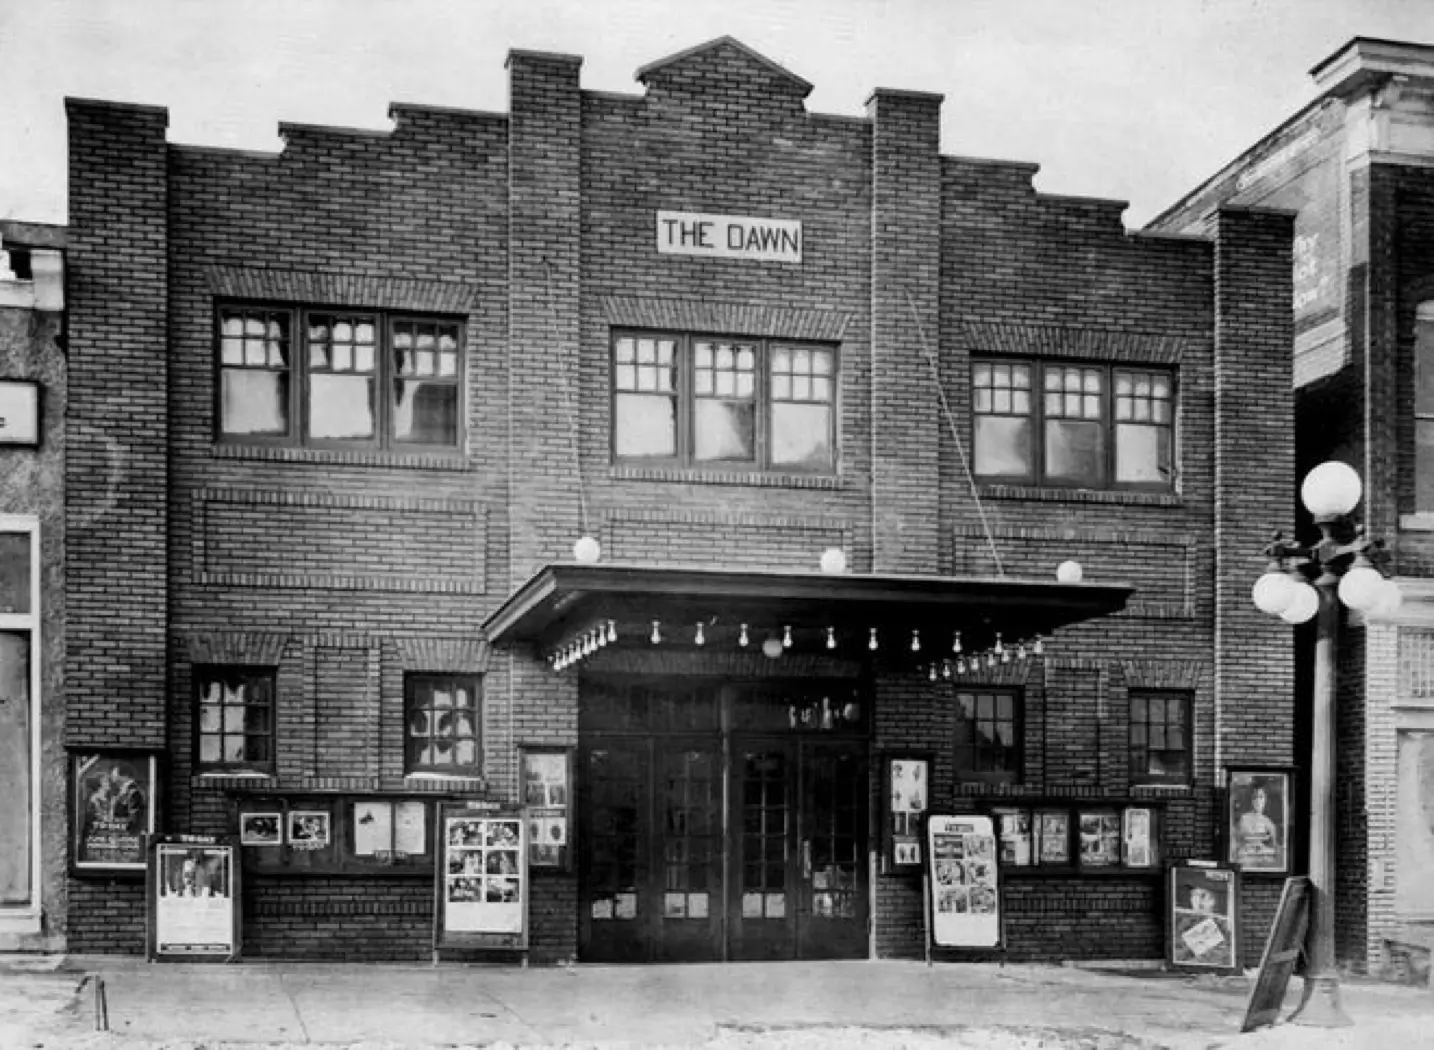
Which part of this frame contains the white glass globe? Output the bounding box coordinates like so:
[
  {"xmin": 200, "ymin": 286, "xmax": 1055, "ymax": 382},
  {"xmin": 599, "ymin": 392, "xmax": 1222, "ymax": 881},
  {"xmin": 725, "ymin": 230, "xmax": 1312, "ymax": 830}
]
[
  {"xmin": 1279, "ymin": 581, "xmax": 1320, "ymax": 624},
  {"xmin": 1301, "ymin": 461, "xmax": 1362, "ymax": 520},
  {"xmin": 1370, "ymin": 577, "xmax": 1404, "ymax": 616},
  {"xmin": 761, "ymin": 636, "xmax": 784, "ymax": 659},
  {"xmin": 1056, "ymin": 560, "xmax": 1084, "ymax": 584},
  {"xmin": 1337, "ymin": 564, "xmax": 1386, "ymax": 612},
  {"xmin": 573, "ymin": 535, "xmax": 602, "ymax": 564},
  {"xmin": 819, "ymin": 547, "xmax": 848, "ymax": 574},
  {"xmin": 1252, "ymin": 571, "xmax": 1294, "ymax": 616}
]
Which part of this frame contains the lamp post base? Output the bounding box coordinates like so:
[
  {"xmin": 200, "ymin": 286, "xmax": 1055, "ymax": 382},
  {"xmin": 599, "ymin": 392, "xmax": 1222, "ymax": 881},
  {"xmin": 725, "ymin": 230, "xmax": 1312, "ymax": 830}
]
[{"xmin": 1289, "ymin": 973, "xmax": 1353, "ymax": 1027}]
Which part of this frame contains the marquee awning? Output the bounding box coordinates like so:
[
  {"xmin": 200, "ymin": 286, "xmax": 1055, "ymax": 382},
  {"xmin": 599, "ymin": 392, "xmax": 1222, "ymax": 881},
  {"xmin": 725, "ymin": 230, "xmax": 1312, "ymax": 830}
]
[{"xmin": 482, "ymin": 563, "xmax": 1134, "ymax": 664}]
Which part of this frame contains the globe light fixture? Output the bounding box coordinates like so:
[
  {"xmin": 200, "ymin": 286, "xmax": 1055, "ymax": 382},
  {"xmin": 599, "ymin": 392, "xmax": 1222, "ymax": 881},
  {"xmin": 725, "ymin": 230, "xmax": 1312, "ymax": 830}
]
[
  {"xmin": 1056, "ymin": 560, "xmax": 1084, "ymax": 584},
  {"xmin": 1252, "ymin": 461, "xmax": 1403, "ymax": 1028},
  {"xmin": 1300, "ymin": 460, "xmax": 1362, "ymax": 521},
  {"xmin": 573, "ymin": 535, "xmax": 602, "ymax": 563},
  {"xmin": 819, "ymin": 547, "xmax": 848, "ymax": 574}
]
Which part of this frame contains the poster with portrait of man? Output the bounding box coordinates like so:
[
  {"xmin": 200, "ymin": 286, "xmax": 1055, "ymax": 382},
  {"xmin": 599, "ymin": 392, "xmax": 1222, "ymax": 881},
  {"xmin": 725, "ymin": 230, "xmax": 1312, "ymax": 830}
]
[
  {"xmin": 1226, "ymin": 768, "xmax": 1292, "ymax": 875},
  {"xmin": 70, "ymin": 750, "xmax": 160, "ymax": 873}
]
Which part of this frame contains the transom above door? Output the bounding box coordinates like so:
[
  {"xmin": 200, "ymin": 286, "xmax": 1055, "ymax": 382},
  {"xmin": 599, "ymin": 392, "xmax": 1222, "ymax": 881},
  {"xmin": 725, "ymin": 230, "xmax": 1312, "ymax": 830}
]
[{"xmin": 578, "ymin": 676, "xmax": 869, "ymax": 963}]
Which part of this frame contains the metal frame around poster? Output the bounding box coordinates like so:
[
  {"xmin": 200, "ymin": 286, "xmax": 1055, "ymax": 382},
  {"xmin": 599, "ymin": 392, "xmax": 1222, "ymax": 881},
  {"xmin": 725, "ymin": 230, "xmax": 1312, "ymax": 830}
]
[
  {"xmin": 432, "ymin": 801, "xmax": 529, "ymax": 963},
  {"xmin": 519, "ymin": 746, "xmax": 573, "ymax": 873},
  {"xmin": 68, "ymin": 748, "xmax": 161, "ymax": 876},
  {"xmin": 1225, "ymin": 766, "xmax": 1295, "ymax": 877},
  {"xmin": 924, "ymin": 812, "xmax": 1004, "ymax": 958},
  {"xmin": 882, "ymin": 752, "xmax": 932, "ymax": 875},
  {"xmin": 1166, "ymin": 860, "xmax": 1242, "ymax": 975},
  {"xmin": 145, "ymin": 834, "xmax": 242, "ymax": 963}
]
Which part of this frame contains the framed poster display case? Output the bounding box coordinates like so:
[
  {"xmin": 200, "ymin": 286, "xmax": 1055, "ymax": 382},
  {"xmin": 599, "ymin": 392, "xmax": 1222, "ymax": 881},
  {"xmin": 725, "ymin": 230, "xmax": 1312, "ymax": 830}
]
[
  {"xmin": 1225, "ymin": 767, "xmax": 1294, "ymax": 875},
  {"xmin": 520, "ymin": 747, "xmax": 572, "ymax": 872},
  {"xmin": 146, "ymin": 834, "xmax": 242, "ymax": 962},
  {"xmin": 924, "ymin": 812, "xmax": 1003, "ymax": 952},
  {"xmin": 883, "ymin": 753, "xmax": 932, "ymax": 873},
  {"xmin": 229, "ymin": 793, "xmax": 448, "ymax": 876},
  {"xmin": 69, "ymin": 748, "xmax": 161, "ymax": 875},
  {"xmin": 1166, "ymin": 860, "xmax": 1241, "ymax": 974},
  {"xmin": 433, "ymin": 801, "xmax": 529, "ymax": 958}
]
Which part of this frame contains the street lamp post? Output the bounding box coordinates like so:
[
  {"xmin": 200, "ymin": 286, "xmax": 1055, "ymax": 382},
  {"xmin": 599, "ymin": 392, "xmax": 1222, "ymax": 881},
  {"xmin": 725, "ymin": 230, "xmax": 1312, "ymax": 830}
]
[{"xmin": 1251, "ymin": 461, "xmax": 1402, "ymax": 1028}]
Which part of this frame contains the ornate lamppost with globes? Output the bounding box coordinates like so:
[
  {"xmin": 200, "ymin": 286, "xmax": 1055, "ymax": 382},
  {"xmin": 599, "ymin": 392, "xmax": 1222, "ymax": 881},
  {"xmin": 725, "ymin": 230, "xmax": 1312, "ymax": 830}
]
[{"xmin": 1251, "ymin": 461, "xmax": 1402, "ymax": 1027}]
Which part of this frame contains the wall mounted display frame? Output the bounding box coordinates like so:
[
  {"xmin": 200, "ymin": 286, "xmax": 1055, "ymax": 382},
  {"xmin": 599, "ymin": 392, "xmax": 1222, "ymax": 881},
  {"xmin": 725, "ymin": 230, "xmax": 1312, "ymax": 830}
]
[
  {"xmin": 69, "ymin": 748, "xmax": 161, "ymax": 875},
  {"xmin": 925, "ymin": 812, "xmax": 1002, "ymax": 951},
  {"xmin": 990, "ymin": 800, "xmax": 1163, "ymax": 875},
  {"xmin": 228, "ymin": 794, "xmax": 450, "ymax": 876},
  {"xmin": 883, "ymin": 753, "xmax": 931, "ymax": 872},
  {"xmin": 433, "ymin": 801, "xmax": 529, "ymax": 958},
  {"xmin": 1225, "ymin": 767, "xmax": 1293, "ymax": 875},
  {"xmin": 146, "ymin": 834, "xmax": 241, "ymax": 962},
  {"xmin": 1167, "ymin": 860, "xmax": 1241, "ymax": 974},
  {"xmin": 520, "ymin": 747, "xmax": 572, "ymax": 871}
]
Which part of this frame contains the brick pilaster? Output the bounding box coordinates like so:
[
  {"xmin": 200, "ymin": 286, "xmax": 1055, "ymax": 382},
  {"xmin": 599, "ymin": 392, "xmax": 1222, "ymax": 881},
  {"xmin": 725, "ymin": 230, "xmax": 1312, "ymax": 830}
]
[{"xmin": 868, "ymin": 89, "xmax": 943, "ymax": 574}]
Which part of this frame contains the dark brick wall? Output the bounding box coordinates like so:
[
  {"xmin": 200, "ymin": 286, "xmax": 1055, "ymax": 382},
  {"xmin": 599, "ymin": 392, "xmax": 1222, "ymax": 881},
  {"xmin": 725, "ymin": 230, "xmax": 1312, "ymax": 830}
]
[{"xmin": 62, "ymin": 40, "xmax": 1294, "ymax": 964}]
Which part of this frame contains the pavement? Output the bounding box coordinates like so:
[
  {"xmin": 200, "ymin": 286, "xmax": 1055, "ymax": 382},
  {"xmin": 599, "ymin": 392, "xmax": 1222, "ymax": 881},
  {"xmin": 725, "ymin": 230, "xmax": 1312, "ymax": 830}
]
[{"xmin": 1, "ymin": 954, "xmax": 1432, "ymax": 1050}]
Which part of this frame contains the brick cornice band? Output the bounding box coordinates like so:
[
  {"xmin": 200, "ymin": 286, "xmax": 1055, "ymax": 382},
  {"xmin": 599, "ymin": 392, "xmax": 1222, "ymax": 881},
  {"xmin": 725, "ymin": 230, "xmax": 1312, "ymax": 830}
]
[{"xmin": 601, "ymin": 296, "xmax": 852, "ymax": 342}]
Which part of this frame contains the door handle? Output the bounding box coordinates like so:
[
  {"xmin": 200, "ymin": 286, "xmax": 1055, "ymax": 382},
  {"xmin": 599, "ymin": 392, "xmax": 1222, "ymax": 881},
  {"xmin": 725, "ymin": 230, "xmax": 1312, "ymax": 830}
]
[{"xmin": 802, "ymin": 840, "xmax": 812, "ymax": 879}]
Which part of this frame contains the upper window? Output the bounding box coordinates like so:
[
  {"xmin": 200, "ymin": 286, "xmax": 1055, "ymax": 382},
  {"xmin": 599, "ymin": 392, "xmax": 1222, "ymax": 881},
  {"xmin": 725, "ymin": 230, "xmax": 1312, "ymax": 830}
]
[
  {"xmin": 612, "ymin": 331, "xmax": 837, "ymax": 472},
  {"xmin": 195, "ymin": 666, "xmax": 276, "ymax": 774},
  {"xmin": 953, "ymin": 687, "xmax": 1022, "ymax": 784},
  {"xmin": 1129, "ymin": 690, "xmax": 1192, "ymax": 785},
  {"xmin": 405, "ymin": 673, "xmax": 481, "ymax": 776},
  {"xmin": 1414, "ymin": 304, "xmax": 1434, "ymax": 513},
  {"xmin": 217, "ymin": 306, "xmax": 464, "ymax": 450},
  {"xmin": 972, "ymin": 359, "xmax": 1175, "ymax": 490}
]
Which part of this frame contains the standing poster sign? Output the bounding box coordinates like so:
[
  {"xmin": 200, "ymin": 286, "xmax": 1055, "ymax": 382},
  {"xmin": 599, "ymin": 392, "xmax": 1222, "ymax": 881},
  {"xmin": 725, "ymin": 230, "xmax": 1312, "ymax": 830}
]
[
  {"xmin": 146, "ymin": 834, "xmax": 241, "ymax": 962},
  {"xmin": 1167, "ymin": 861, "xmax": 1241, "ymax": 973},
  {"xmin": 433, "ymin": 802, "xmax": 529, "ymax": 957},
  {"xmin": 925, "ymin": 813, "xmax": 1002, "ymax": 950},
  {"xmin": 70, "ymin": 749, "xmax": 160, "ymax": 874}
]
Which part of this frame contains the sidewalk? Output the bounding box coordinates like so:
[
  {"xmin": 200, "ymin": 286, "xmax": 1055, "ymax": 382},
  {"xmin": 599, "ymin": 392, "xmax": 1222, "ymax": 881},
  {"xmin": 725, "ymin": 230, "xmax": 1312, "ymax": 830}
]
[{"xmin": 2, "ymin": 955, "xmax": 1431, "ymax": 1049}]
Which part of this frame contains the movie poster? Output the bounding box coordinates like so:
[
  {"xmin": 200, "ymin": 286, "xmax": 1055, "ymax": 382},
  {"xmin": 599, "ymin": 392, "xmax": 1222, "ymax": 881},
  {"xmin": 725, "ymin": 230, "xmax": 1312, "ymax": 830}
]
[
  {"xmin": 72, "ymin": 751, "xmax": 159, "ymax": 872},
  {"xmin": 926, "ymin": 814, "xmax": 1001, "ymax": 949},
  {"xmin": 441, "ymin": 813, "xmax": 526, "ymax": 936},
  {"xmin": 151, "ymin": 840, "xmax": 239, "ymax": 959}
]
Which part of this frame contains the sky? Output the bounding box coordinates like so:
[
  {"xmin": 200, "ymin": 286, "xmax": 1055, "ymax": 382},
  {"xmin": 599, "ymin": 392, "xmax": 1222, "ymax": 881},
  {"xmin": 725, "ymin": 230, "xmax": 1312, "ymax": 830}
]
[{"xmin": 1, "ymin": 0, "xmax": 1431, "ymax": 229}]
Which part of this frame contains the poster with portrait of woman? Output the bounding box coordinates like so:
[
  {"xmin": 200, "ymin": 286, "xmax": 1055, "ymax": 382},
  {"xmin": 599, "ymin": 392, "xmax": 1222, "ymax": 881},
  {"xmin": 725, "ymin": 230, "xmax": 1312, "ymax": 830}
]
[
  {"xmin": 70, "ymin": 750, "xmax": 160, "ymax": 873},
  {"xmin": 1226, "ymin": 769, "xmax": 1292, "ymax": 875}
]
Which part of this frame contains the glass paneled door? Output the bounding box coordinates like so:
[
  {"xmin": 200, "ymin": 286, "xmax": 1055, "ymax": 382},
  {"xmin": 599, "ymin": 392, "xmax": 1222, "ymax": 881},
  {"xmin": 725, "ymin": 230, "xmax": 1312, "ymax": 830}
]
[{"xmin": 578, "ymin": 676, "xmax": 868, "ymax": 963}]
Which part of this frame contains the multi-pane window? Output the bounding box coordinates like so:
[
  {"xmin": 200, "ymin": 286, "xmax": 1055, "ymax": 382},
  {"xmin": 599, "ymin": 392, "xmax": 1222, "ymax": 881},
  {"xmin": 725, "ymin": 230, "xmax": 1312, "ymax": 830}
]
[
  {"xmin": 195, "ymin": 666, "xmax": 276, "ymax": 773},
  {"xmin": 972, "ymin": 359, "xmax": 1175, "ymax": 490},
  {"xmin": 405, "ymin": 674, "xmax": 481, "ymax": 775},
  {"xmin": 953, "ymin": 688, "xmax": 1021, "ymax": 783},
  {"xmin": 1129, "ymin": 691, "xmax": 1191, "ymax": 784},
  {"xmin": 613, "ymin": 332, "xmax": 837, "ymax": 472},
  {"xmin": 1414, "ymin": 304, "xmax": 1434, "ymax": 512},
  {"xmin": 217, "ymin": 305, "xmax": 463, "ymax": 449}
]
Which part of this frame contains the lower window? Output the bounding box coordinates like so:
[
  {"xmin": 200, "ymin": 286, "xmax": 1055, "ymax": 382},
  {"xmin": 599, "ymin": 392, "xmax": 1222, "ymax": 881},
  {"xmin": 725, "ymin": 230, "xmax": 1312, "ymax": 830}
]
[{"xmin": 954, "ymin": 688, "xmax": 1021, "ymax": 783}]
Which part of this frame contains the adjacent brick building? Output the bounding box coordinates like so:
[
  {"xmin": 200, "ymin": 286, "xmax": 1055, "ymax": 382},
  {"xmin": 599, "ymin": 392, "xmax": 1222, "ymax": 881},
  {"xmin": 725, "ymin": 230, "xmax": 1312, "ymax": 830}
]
[
  {"xmin": 1149, "ymin": 36, "xmax": 1434, "ymax": 976},
  {"xmin": 62, "ymin": 37, "xmax": 1296, "ymax": 964},
  {"xmin": 0, "ymin": 221, "xmax": 67, "ymax": 951}
]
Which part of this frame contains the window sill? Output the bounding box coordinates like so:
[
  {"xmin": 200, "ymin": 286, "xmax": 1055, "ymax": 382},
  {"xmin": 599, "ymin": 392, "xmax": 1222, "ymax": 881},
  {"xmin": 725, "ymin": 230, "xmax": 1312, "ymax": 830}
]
[
  {"xmin": 610, "ymin": 465, "xmax": 850, "ymax": 490},
  {"xmin": 1001, "ymin": 866, "xmax": 1162, "ymax": 879},
  {"xmin": 1130, "ymin": 782, "xmax": 1193, "ymax": 796},
  {"xmin": 211, "ymin": 443, "xmax": 472, "ymax": 472},
  {"xmin": 977, "ymin": 484, "xmax": 1183, "ymax": 508},
  {"xmin": 194, "ymin": 772, "xmax": 276, "ymax": 790},
  {"xmin": 403, "ymin": 773, "xmax": 486, "ymax": 792}
]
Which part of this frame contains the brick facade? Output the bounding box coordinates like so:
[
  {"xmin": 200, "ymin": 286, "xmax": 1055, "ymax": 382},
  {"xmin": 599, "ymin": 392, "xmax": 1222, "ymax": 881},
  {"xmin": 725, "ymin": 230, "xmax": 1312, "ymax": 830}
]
[{"xmin": 63, "ymin": 37, "xmax": 1293, "ymax": 964}]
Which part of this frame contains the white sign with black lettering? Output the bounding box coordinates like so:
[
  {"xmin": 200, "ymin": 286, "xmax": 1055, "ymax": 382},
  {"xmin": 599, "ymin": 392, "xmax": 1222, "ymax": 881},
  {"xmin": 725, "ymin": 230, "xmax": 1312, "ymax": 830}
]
[{"xmin": 656, "ymin": 211, "xmax": 802, "ymax": 263}]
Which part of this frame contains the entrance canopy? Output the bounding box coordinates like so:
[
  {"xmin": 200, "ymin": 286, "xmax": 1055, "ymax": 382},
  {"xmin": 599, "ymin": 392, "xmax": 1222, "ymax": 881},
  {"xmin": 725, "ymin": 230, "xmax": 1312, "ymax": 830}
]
[{"xmin": 483, "ymin": 563, "xmax": 1133, "ymax": 669}]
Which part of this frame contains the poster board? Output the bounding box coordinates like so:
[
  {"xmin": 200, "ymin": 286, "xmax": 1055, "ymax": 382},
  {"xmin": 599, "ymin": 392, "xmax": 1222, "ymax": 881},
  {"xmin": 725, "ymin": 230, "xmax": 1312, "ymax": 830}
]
[
  {"xmin": 1242, "ymin": 876, "xmax": 1311, "ymax": 1032},
  {"xmin": 1167, "ymin": 861, "xmax": 1241, "ymax": 974},
  {"xmin": 146, "ymin": 834, "xmax": 241, "ymax": 962},
  {"xmin": 520, "ymin": 748, "xmax": 572, "ymax": 871},
  {"xmin": 925, "ymin": 813, "xmax": 1002, "ymax": 950},
  {"xmin": 1226, "ymin": 768, "xmax": 1294, "ymax": 875},
  {"xmin": 433, "ymin": 802, "xmax": 528, "ymax": 955},
  {"xmin": 884, "ymin": 754, "xmax": 930, "ymax": 872},
  {"xmin": 69, "ymin": 749, "xmax": 160, "ymax": 875}
]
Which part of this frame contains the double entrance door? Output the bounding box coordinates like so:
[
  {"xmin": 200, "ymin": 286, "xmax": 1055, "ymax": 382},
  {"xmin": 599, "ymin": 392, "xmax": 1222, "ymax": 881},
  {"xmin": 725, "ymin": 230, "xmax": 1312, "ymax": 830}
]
[{"xmin": 578, "ymin": 676, "xmax": 869, "ymax": 963}]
